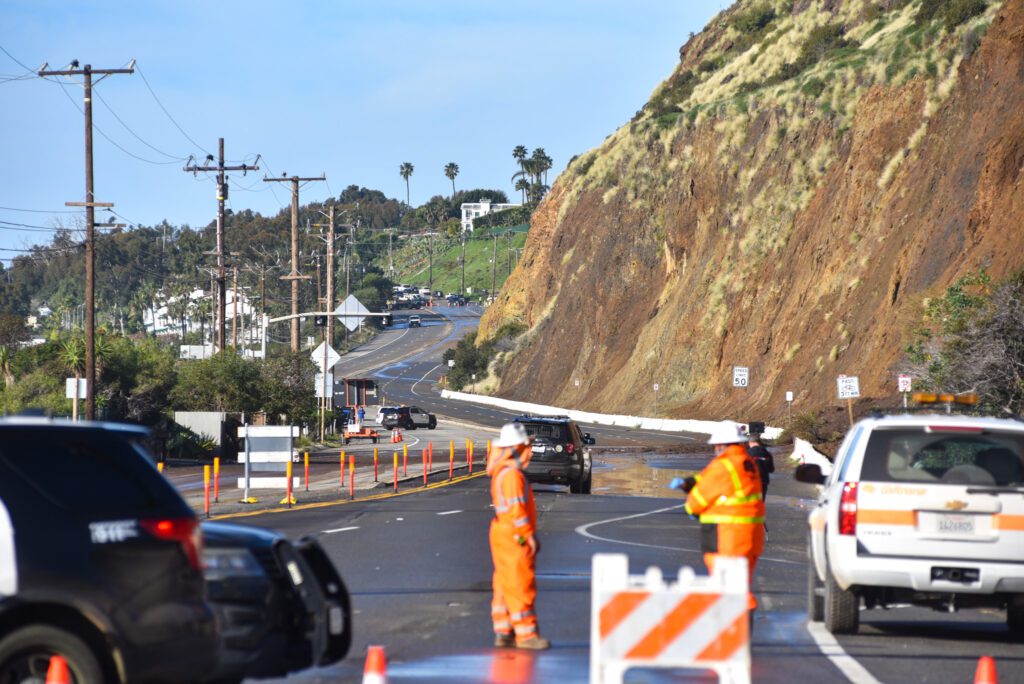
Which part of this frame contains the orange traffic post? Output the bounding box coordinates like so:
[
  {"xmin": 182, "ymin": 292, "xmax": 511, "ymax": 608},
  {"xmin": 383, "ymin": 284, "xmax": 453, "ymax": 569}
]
[
  {"xmin": 468, "ymin": 439, "xmax": 473, "ymax": 474},
  {"xmin": 45, "ymin": 655, "xmax": 71, "ymax": 684},
  {"xmin": 449, "ymin": 440, "xmax": 454, "ymax": 466},
  {"xmin": 374, "ymin": 447, "xmax": 379, "ymax": 482},
  {"xmin": 423, "ymin": 449, "xmax": 427, "ymax": 486},
  {"xmin": 213, "ymin": 456, "xmax": 220, "ymax": 503},
  {"xmin": 449, "ymin": 446, "xmax": 454, "ymax": 480},
  {"xmin": 975, "ymin": 656, "xmax": 998, "ymax": 684},
  {"xmin": 393, "ymin": 452, "xmax": 399, "ymax": 493},
  {"xmin": 203, "ymin": 465, "xmax": 211, "ymax": 518},
  {"xmin": 403, "ymin": 446, "xmax": 408, "ymax": 476},
  {"xmin": 304, "ymin": 452, "xmax": 310, "ymax": 492},
  {"xmin": 339, "ymin": 450, "xmax": 346, "ymax": 488},
  {"xmin": 286, "ymin": 460, "xmax": 293, "ymax": 508},
  {"xmin": 157, "ymin": 461, "xmax": 165, "ymax": 474},
  {"xmin": 349, "ymin": 456, "xmax": 355, "ymax": 500},
  {"xmin": 487, "ymin": 439, "xmax": 492, "ymax": 464}
]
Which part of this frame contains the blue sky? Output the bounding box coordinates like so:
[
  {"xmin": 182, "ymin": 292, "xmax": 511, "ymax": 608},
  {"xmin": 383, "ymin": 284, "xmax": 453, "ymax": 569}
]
[{"xmin": 0, "ymin": 1, "xmax": 731, "ymax": 259}]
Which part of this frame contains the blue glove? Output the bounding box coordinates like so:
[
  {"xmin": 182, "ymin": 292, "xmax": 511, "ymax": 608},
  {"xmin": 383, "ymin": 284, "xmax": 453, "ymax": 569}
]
[{"xmin": 669, "ymin": 477, "xmax": 686, "ymax": 491}]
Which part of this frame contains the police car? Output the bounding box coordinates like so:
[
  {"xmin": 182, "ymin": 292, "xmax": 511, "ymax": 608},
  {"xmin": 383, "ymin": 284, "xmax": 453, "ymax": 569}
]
[{"xmin": 797, "ymin": 395, "xmax": 1024, "ymax": 634}]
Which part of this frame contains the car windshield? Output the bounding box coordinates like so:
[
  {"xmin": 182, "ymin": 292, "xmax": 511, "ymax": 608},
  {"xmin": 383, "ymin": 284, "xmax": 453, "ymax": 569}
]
[
  {"xmin": 860, "ymin": 427, "xmax": 1024, "ymax": 486},
  {"xmin": 522, "ymin": 423, "xmax": 565, "ymax": 441}
]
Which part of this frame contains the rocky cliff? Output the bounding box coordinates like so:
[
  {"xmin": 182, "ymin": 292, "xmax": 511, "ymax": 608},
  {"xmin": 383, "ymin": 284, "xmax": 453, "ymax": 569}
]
[{"xmin": 479, "ymin": 0, "xmax": 1024, "ymax": 420}]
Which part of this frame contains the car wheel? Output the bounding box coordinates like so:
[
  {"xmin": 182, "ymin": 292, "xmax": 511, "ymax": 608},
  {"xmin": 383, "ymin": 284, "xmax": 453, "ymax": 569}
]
[
  {"xmin": 404, "ymin": 419, "xmax": 416, "ymax": 430},
  {"xmin": 824, "ymin": 563, "xmax": 859, "ymax": 634},
  {"xmin": 1008, "ymin": 596, "xmax": 1024, "ymax": 632},
  {"xmin": 428, "ymin": 417, "xmax": 437, "ymax": 430},
  {"xmin": 806, "ymin": 536, "xmax": 824, "ymax": 622},
  {"xmin": 581, "ymin": 472, "xmax": 592, "ymax": 494},
  {"xmin": 0, "ymin": 625, "xmax": 105, "ymax": 684}
]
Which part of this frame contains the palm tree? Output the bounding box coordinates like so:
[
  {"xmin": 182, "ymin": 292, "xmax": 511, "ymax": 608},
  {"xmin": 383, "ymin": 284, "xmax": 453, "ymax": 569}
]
[
  {"xmin": 59, "ymin": 337, "xmax": 85, "ymax": 419},
  {"xmin": 399, "ymin": 162, "xmax": 415, "ymax": 207},
  {"xmin": 514, "ymin": 178, "xmax": 530, "ymax": 203},
  {"xmin": 531, "ymin": 148, "xmax": 553, "ymax": 188},
  {"xmin": 444, "ymin": 163, "xmax": 460, "ymax": 198},
  {"xmin": 0, "ymin": 346, "xmax": 14, "ymax": 389},
  {"xmin": 512, "ymin": 145, "xmax": 528, "ymax": 202}
]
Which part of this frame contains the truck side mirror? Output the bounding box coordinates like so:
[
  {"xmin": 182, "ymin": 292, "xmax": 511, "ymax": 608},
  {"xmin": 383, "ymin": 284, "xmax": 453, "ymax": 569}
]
[{"xmin": 794, "ymin": 463, "xmax": 826, "ymax": 485}]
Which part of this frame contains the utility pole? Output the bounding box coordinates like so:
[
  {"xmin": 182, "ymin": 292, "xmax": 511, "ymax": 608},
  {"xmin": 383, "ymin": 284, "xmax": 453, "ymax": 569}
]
[
  {"xmin": 232, "ymin": 265, "xmax": 239, "ymax": 349},
  {"xmin": 491, "ymin": 233, "xmax": 498, "ymax": 301},
  {"xmin": 184, "ymin": 139, "xmax": 258, "ymax": 352},
  {"xmin": 263, "ymin": 174, "xmax": 325, "ymax": 351},
  {"xmin": 311, "ymin": 205, "xmax": 338, "ymax": 347},
  {"xmin": 41, "ymin": 59, "xmax": 134, "ymax": 421},
  {"xmin": 428, "ymin": 233, "xmax": 433, "ymax": 293},
  {"xmin": 460, "ymin": 233, "xmax": 467, "ymax": 298}
]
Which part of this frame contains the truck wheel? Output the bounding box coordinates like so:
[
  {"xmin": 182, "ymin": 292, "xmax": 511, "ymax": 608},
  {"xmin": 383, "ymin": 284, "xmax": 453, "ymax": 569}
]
[
  {"xmin": 569, "ymin": 477, "xmax": 582, "ymax": 494},
  {"xmin": 0, "ymin": 625, "xmax": 105, "ymax": 684},
  {"xmin": 428, "ymin": 418, "xmax": 437, "ymax": 430},
  {"xmin": 806, "ymin": 535, "xmax": 824, "ymax": 622},
  {"xmin": 824, "ymin": 564, "xmax": 859, "ymax": 634},
  {"xmin": 1008, "ymin": 596, "xmax": 1024, "ymax": 632},
  {"xmin": 581, "ymin": 473, "xmax": 592, "ymax": 494}
]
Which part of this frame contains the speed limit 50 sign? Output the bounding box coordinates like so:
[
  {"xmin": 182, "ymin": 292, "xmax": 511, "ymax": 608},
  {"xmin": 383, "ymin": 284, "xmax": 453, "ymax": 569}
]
[{"xmin": 732, "ymin": 366, "xmax": 749, "ymax": 388}]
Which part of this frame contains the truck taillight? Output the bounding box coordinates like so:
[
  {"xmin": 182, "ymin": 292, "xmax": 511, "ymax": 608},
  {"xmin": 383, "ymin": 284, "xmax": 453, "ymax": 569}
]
[
  {"xmin": 838, "ymin": 482, "xmax": 858, "ymax": 536},
  {"xmin": 141, "ymin": 518, "xmax": 203, "ymax": 570},
  {"xmin": 566, "ymin": 442, "xmax": 575, "ymax": 454}
]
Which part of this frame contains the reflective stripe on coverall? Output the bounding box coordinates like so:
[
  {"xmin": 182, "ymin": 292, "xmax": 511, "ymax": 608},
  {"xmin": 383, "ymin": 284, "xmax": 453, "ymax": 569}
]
[
  {"xmin": 489, "ymin": 445, "xmax": 540, "ymax": 642},
  {"xmin": 684, "ymin": 443, "xmax": 765, "ymax": 609}
]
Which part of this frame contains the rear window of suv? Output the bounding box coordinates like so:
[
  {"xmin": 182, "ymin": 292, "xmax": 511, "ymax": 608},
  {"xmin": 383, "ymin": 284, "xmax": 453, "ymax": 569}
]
[
  {"xmin": 0, "ymin": 427, "xmax": 190, "ymax": 516},
  {"xmin": 521, "ymin": 423, "xmax": 566, "ymax": 441},
  {"xmin": 859, "ymin": 427, "xmax": 1024, "ymax": 486}
]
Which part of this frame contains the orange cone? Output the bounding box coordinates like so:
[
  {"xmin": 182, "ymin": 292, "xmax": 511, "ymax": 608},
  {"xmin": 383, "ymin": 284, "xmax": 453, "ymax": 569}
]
[
  {"xmin": 975, "ymin": 656, "xmax": 998, "ymax": 684},
  {"xmin": 46, "ymin": 655, "xmax": 71, "ymax": 684},
  {"xmin": 362, "ymin": 645, "xmax": 388, "ymax": 684}
]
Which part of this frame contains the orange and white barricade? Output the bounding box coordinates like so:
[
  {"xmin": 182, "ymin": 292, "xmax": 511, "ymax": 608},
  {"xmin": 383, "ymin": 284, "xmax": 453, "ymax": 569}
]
[{"xmin": 590, "ymin": 553, "xmax": 750, "ymax": 684}]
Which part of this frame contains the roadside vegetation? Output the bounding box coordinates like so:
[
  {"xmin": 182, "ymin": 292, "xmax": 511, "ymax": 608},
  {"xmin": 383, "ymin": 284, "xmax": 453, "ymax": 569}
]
[{"xmin": 442, "ymin": 322, "xmax": 527, "ymax": 392}]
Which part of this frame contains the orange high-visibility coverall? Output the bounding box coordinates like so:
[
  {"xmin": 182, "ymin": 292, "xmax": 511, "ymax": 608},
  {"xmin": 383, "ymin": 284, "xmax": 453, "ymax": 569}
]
[
  {"xmin": 488, "ymin": 445, "xmax": 540, "ymax": 643},
  {"xmin": 685, "ymin": 443, "xmax": 765, "ymax": 609}
]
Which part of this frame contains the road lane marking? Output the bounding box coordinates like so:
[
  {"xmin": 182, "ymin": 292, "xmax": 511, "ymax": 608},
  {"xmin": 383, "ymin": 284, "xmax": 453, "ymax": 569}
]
[
  {"xmin": 807, "ymin": 622, "xmax": 882, "ymax": 684},
  {"xmin": 437, "ymin": 510, "xmax": 462, "ymax": 516},
  {"xmin": 411, "ymin": 364, "xmax": 442, "ymax": 397},
  {"xmin": 574, "ymin": 504, "xmax": 800, "ymax": 565},
  {"xmin": 322, "ymin": 526, "xmax": 359, "ymax": 534}
]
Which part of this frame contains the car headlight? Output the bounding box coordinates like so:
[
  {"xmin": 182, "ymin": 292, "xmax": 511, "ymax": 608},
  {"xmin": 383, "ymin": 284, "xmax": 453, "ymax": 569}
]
[{"xmin": 202, "ymin": 548, "xmax": 266, "ymax": 581}]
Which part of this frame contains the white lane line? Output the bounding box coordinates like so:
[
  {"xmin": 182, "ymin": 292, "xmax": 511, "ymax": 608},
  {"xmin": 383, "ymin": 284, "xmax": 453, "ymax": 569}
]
[
  {"xmin": 411, "ymin": 364, "xmax": 442, "ymax": 397},
  {"xmin": 574, "ymin": 504, "xmax": 800, "ymax": 565},
  {"xmin": 807, "ymin": 622, "xmax": 883, "ymax": 684},
  {"xmin": 436, "ymin": 510, "xmax": 462, "ymax": 516},
  {"xmin": 322, "ymin": 526, "xmax": 360, "ymax": 534}
]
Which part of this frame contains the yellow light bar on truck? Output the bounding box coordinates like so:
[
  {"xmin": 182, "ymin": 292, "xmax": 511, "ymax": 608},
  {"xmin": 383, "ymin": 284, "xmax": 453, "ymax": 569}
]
[{"xmin": 912, "ymin": 392, "xmax": 979, "ymax": 405}]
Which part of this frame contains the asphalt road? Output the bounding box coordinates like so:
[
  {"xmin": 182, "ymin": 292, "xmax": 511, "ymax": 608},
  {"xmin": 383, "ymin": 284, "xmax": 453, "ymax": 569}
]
[{"xmin": 176, "ymin": 305, "xmax": 1024, "ymax": 683}]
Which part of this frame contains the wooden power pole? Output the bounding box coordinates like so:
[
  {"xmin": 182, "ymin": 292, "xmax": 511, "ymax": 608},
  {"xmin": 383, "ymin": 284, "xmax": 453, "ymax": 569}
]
[
  {"xmin": 184, "ymin": 139, "xmax": 258, "ymax": 352},
  {"xmin": 263, "ymin": 174, "xmax": 325, "ymax": 351},
  {"xmin": 40, "ymin": 60, "xmax": 134, "ymax": 420}
]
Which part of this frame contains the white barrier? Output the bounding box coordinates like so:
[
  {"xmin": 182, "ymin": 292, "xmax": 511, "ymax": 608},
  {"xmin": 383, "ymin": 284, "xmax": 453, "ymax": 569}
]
[
  {"xmin": 590, "ymin": 553, "xmax": 750, "ymax": 684},
  {"xmin": 790, "ymin": 437, "xmax": 834, "ymax": 476},
  {"xmin": 236, "ymin": 425, "xmax": 301, "ymax": 490},
  {"xmin": 440, "ymin": 389, "xmax": 784, "ymax": 440}
]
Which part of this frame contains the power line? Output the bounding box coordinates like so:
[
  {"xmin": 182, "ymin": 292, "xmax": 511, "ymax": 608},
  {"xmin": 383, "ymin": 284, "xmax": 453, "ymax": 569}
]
[
  {"xmin": 135, "ymin": 63, "xmax": 212, "ymax": 157},
  {"xmin": 93, "ymin": 89, "xmax": 188, "ymax": 161},
  {"xmin": 0, "ymin": 205, "xmax": 82, "ymax": 214}
]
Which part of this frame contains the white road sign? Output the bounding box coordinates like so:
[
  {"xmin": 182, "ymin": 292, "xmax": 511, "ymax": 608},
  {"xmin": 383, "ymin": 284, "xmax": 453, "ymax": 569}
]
[
  {"xmin": 837, "ymin": 375, "xmax": 861, "ymax": 400},
  {"xmin": 315, "ymin": 372, "xmax": 334, "ymax": 398},
  {"xmin": 335, "ymin": 294, "xmax": 372, "ymax": 332},
  {"xmin": 653, "ymin": 383, "xmax": 659, "ymax": 392},
  {"xmin": 785, "ymin": 391, "xmax": 794, "ymax": 402},
  {"xmin": 310, "ymin": 342, "xmax": 341, "ymax": 371},
  {"xmin": 898, "ymin": 374, "xmax": 912, "ymax": 393},
  {"xmin": 732, "ymin": 366, "xmax": 749, "ymax": 388},
  {"xmin": 65, "ymin": 378, "xmax": 87, "ymax": 399}
]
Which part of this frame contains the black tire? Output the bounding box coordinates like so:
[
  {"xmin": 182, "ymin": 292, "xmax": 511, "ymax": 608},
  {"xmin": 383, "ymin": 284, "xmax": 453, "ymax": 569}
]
[
  {"xmin": 807, "ymin": 537, "xmax": 824, "ymax": 622},
  {"xmin": 581, "ymin": 473, "xmax": 592, "ymax": 494},
  {"xmin": 428, "ymin": 417, "xmax": 437, "ymax": 430},
  {"xmin": 405, "ymin": 419, "xmax": 416, "ymax": 430},
  {"xmin": 1008, "ymin": 596, "xmax": 1024, "ymax": 632},
  {"xmin": 0, "ymin": 625, "xmax": 105, "ymax": 684},
  {"xmin": 824, "ymin": 564, "xmax": 859, "ymax": 634},
  {"xmin": 569, "ymin": 476, "xmax": 582, "ymax": 494}
]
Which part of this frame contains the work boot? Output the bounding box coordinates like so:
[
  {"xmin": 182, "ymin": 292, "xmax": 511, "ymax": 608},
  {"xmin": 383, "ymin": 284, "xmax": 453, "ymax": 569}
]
[
  {"xmin": 515, "ymin": 636, "xmax": 551, "ymax": 650},
  {"xmin": 494, "ymin": 633, "xmax": 515, "ymax": 648}
]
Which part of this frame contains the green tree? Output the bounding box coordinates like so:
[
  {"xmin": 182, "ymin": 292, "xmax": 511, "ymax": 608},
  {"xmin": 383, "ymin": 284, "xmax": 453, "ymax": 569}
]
[
  {"xmin": 259, "ymin": 351, "xmax": 316, "ymax": 423},
  {"xmin": 171, "ymin": 352, "xmax": 262, "ymax": 412},
  {"xmin": 0, "ymin": 346, "xmax": 14, "ymax": 389},
  {"xmin": 399, "ymin": 162, "xmax": 415, "ymax": 208},
  {"xmin": 512, "ymin": 145, "xmax": 528, "ymax": 202},
  {"xmin": 444, "ymin": 162, "xmax": 460, "ymax": 198}
]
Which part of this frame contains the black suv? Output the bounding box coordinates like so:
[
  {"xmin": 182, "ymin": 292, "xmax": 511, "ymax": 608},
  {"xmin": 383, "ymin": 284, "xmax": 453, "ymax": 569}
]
[
  {"xmin": 513, "ymin": 415, "xmax": 595, "ymax": 494},
  {"xmin": 381, "ymin": 406, "xmax": 437, "ymax": 430},
  {"xmin": 0, "ymin": 420, "xmax": 219, "ymax": 683}
]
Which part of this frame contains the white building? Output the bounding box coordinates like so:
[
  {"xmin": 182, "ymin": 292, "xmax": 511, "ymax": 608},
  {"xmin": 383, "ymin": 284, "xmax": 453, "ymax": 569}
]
[
  {"xmin": 460, "ymin": 198, "xmax": 520, "ymax": 233},
  {"xmin": 144, "ymin": 288, "xmax": 257, "ymax": 339}
]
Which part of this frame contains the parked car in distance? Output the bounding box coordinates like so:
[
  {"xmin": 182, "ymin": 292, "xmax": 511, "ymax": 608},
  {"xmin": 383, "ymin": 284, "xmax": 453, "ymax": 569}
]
[
  {"xmin": 374, "ymin": 406, "xmax": 400, "ymax": 426},
  {"xmin": 512, "ymin": 415, "xmax": 594, "ymax": 493},
  {"xmin": 0, "ymin": 419, "xmax": 219, "ymax": 683},
  {"xmin": 381, "ymin": 406, "xmax": 437, "ymax": 430},
  {"xmin": 408, "ymin": 315, "xmax": 421, "ymax": 327},
  {"xmin": 201, "ymin": 522, "xmax": 351, "ymax": 683},
  {"xmin": 797, "ymin": 400, "xmax": 1024, "ymax": 635}
]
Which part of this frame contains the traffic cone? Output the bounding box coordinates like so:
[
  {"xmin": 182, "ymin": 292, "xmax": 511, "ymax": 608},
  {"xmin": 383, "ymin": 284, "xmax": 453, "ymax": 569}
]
[
  {"xmin": 46, "ymin": 655, "xmax": 71, "ymax": 684},
  {"xmin": 396, "ymin": 429, "xmax": 403, "ymax": 443},
  {"xmin": 974, "ymin": 656, "xmax": 998, "ymax": 684},
  {"xmin": 390, "ymin": 430, "xmax": 397, "ymax": 444},
  {"xmin": 362, "ymin": 645, "xmax": 387, "ymax": 684}
]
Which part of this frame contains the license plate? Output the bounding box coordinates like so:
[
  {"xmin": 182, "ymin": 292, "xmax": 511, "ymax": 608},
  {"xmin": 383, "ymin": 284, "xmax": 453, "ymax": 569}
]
[
  {"xmin": 531, "ymin": 446, "xmax": 545, "ymax": 455},
  {"xmin": 936, "ymin": 514, "xmax": 975, "ymax": 535}
]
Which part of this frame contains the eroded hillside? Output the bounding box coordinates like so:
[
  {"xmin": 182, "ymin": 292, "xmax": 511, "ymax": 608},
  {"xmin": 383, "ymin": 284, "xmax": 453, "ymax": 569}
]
[{"xmin": 479, "ymin": 0, "xmax": 1024, "ymax": 420}]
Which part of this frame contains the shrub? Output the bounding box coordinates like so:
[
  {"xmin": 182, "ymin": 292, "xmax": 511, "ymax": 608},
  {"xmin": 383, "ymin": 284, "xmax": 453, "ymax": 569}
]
[
  {"xmin": 801, "ymin": 77, "xmax": 826, "ymax": 98},
  {"xmin": 729, "ymin": 3, "xmax": 777, "ymax": 34},
  {"xmin": 646, "ymin": 70, "xmax": 699, "ymax": 118},
  {"xmin": 944, "ymin": 0, "xmax": 987, "ymax": 32}
]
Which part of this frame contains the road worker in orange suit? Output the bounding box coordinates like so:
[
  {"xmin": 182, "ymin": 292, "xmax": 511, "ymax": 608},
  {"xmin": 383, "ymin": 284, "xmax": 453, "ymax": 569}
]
[
  {"xmin": 670, "ymin": 421, "xmax": 765, "ymax": 610},
  {"xmin": 488, "ymin": 422, "xmax": 550, "ymax": 650}
]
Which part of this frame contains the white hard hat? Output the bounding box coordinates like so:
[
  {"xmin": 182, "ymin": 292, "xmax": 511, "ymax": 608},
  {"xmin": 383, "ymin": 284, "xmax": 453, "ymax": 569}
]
[
  {"xmin": 706, "ymin": 421, "xmax": 747, "ymax": 445},
  {"xmin": 494, "ymin": 422, "xmax": 530, "ymax": 447}
]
